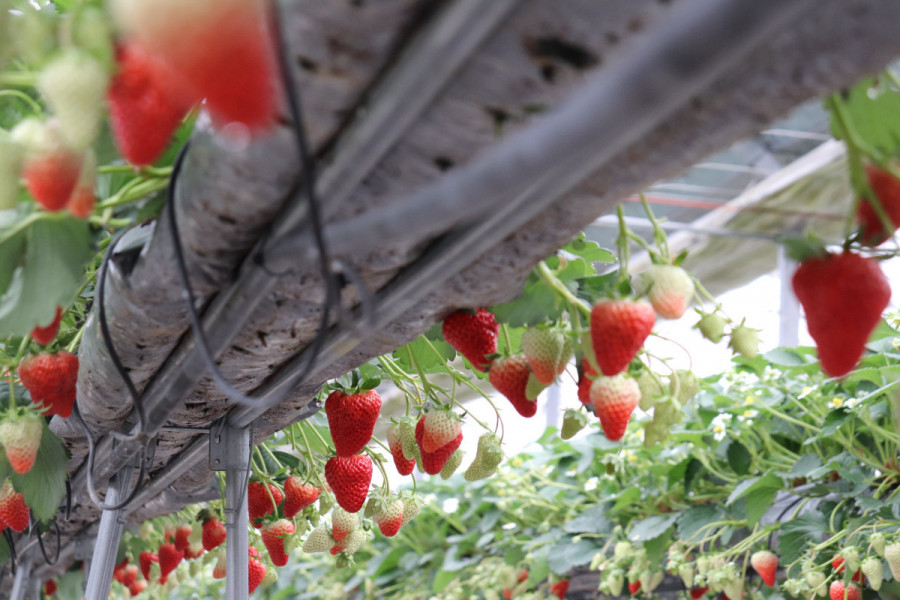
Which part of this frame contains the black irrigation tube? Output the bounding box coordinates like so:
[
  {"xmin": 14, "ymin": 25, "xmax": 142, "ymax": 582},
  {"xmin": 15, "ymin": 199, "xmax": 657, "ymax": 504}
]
[{"xmin": 64, "ymin": 0, "xmax": 516, "ymax": 508}]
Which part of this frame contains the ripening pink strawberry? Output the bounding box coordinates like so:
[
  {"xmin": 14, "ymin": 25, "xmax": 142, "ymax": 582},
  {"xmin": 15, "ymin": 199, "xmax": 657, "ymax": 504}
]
[{"xmin": 640, "ymin": 265, "xmax": 695, "ymax": 319}]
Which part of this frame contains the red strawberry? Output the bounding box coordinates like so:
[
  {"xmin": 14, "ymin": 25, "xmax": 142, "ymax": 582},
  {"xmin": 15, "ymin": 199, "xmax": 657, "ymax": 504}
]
[
  {"xmin": 331, "ymin": 507, "xmax": 358, "ymax": 542},
  {"xmin": 689, "ymin": 588, "xmax": 709, "ymax": 599},
  {"xmin": 261, "ymin": 519, "xmax": 294, "ymax": 567},
  {"xmin": 628, "ymin": 581, "xmax": 641, "ymax": 594},
  {"xmin": 415, "ymin": 416, "xmax": 463, "ymax": 475},
  {"xmin": 122, "ymin": 564, "xmax": 138, "ymax": 588},
  {"xmin": 114, "ymin": 558, "xmax": 129, "ymax": 584},
  {"xmin": 640, "ymin": 265, "xmax": 695, "ymax": 319},
  {"xmin": 17, "ymin": 351, "xmax": 79, "ymax": 418},
  {"xmin": 66, "ymin": 151, "xmax": 97, "ymax": 219},
  {"xmin": 158, "ymin": 543, "xmax": 183, "ymax": 580},
  {"xmin": 325, "ymin": 455, "xmax": 372, "ymax": 513},
  {"xmin": 0, "ymin": 409, "xmax": 43, "ymax": 474},
  {"xmin": 830, "ymin": 555, "xmax": 864, "ymax": 582},
  {"xmin": 326, "ymin": 389, "xmax": 381, "ymax": 457},
  {"xmin": 11, "ymin": 119, "xmax": 82, "ymax": 212},
  {"xmin": 109, "ymin": 0, "xmax": 280, "ymax": 131},
  {"xmin": 106, "ymin": 41, "xmax": 193, "ymax": 166},
  {"xmin": 139, "ymin": 551, "xmax": 157, "ymax": 581},
  {"xmin": 31, "ymin": 306, "xmax": 62, "ymax": 346},
  {"xmin": 442, "ymin": 309, "xmax": 499, "ymax": 371},
  {"xmin": 248, "ymin": 558, "xmax": 267, "ymax": 594},
  {"xmin": 856, "ymin": 164, "xmax": 900, "ymax": 245},
  {"xmin": 421, "ymin": 409, "xmax": 462, "ymax": 453},
  {"xmin": 517, "ymin": 569, "xmax": 529, "ymax": 583},
  {"xmin": 212, "ymin": 550, "xmax": 226, "ymax": 579},
  {"xmin": 550, "ymin": 579, "xmax": 569, "ymax": 599},
  {"xmin": 577, "ymin": 357, "xmax": 596, "ymax": 406},
  {"xmin": 590, "ymin": 375, "xmax": 640, "ymax": 442},
  {"xmin": 590, "ymin": 299, "xmax": 655, "ymax": 376},
  {"xmin": 489, "ymin": 355, "xmax": 537, "ymax": 418},
  {"xmin": 0, "ymin": 479, "xmax": 29, "ymax": 532},
  {"xmin": 750, "ymin": 550, "xmax": 778, "ymax": 586},
  {"xmin": 129, "ymin": 579, "xmax": 147, "ymax": 596},
  {"xmin": 44, "ymin": 580, "xmax": 57, "ymax": 596},
  {"xmin": 373, "ymin": 497, "xmax": 404, "ymax": 537},
  {"xmin": 792, "ymin": 251, "xmax": 890, "ymax": 377},
  {"xmin": 201, "ymin": 516, "xmax": 226, "ymax": 551},
  {"xmin": 174, "ymin": 524, "xmax": 192, "ymax": 552},
  {"xmin": 521, "ymin": 328, "xmax": 569, "ymax": 385},
  {"xmin": 386, "ymin": 424, "xmax": 415, "ymax": 476},
  {"xmin": 247, "ymin": 481, "xmax": 283, "ymax": 527},
  {"xmin": 283, "ymin": 475, "xmax": 319, "ymax": 518},
  {"xmin": 829, "ymin": 581, "xmax": 861, "ymax": 600},
  {"xmin": 37, "ymin": 49, "xmax": 108, "ymax": 150}
]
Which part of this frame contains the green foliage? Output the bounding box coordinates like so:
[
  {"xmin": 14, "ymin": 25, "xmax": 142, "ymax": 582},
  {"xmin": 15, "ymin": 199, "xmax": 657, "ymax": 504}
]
[
  {"xmin": 0, "ymin": 213, "xmax": 93, "ymax": 336},
  {"xmin": 830, "ymin": 76, "xmax": 900, "ymax": 157},
  {"xmin": 12, "ymin": 418, "xmax": 67, "ymax": 520}
]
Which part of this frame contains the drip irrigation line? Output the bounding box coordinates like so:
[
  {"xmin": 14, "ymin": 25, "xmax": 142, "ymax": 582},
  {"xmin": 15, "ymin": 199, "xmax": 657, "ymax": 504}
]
[
  {"xmin": 163, "ymin": 0, "xmax": 345, "ymax": 410},
  {"xmin": 30, "ymin": 515, "xmax": 60, "ymax": 566},
  {"xmin": 71, "ymin": 403, "xmax": 147, "ymax": 511},
  {"xmin": 4, "ymin": 529, "xmax": 16, "ymax": 573},
  {"xmin": 97, "ymin": 230, "xmax": 147, "ymax": 443},
  {"xmin": 64, "ymin": 479, "xmax": 71, "ymax": 520}
]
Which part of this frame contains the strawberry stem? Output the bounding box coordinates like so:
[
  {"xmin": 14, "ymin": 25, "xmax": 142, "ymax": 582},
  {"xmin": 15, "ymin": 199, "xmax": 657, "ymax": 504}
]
[
  {"xmin": 638, "ymin": 194, "xmax": 670, "ymax": 262},
  {"xmin": 615, "ymin": 205, "xmax": 631, "ymax": 288},
  {"xmin": 0, "ymin": 90, "xmax": 42, "ymax": 114},
  {"xmin": 295, "ymin": 423, "xmax": 326, "ymax": 488},
  {"xmin": 535, "ymin": 261, "xmax": 590, "ymax": 318},
  {"xmin": 826, "ymin": 94, "xmax": 896, "ymax": 246}
]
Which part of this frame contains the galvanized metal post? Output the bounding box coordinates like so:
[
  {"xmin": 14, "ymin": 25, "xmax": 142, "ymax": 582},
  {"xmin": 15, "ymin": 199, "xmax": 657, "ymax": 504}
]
[
  {"xmin": 29, "ymin": 574, "xmax": 43, "ymax": 600},
  {"xmin": 9, "ymin": 559, "xmax": 32, "ymax": 600},
  {"xmin": 778, "ymin": 244, "xmax": 800, "ymax": 347},
  {"xmin": 83, "ymin": 464, "xmax": 135, "ymax": 600},
  {"xmin": 211, "ymin": 422, "xmax": 251, "ymax": 600}
]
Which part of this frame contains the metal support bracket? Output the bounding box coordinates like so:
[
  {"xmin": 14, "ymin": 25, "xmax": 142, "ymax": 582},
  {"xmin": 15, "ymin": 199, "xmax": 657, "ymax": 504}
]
[
  {"xmin": 82, "ymin": 446, "xmax": 142, "ymax": 600},
  {"xmin": 211, "ymin": 421, "xmax": 251, "ymax": 600},
  {"xmin": 9, "ymin": 558, "xmax": 32, "ymax": 600}
]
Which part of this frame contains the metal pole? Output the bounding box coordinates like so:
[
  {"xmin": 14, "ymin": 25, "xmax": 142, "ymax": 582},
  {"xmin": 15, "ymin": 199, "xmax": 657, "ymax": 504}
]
[
  {"xmin": 29, "ymin": 574, "xmax": 42, "ymax": 600},
  {"xmin": 211, "ymin": 423, "xmax": 251, "ymax": 600},
  {"xmin": 83, "ymin": 465, "xmax": 135, "ymax": 600},
  {"xmin": 778, "ymin": 244, "xmax": 800, "ymax": 347},
  {"xmin": 9, "ymin": 559, "xmax": 32, "ymax": 600}
]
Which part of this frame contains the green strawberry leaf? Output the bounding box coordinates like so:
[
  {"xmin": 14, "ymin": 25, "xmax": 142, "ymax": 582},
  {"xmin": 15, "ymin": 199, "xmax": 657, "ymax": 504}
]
[
  {"xmin": 628, "ymin": 514, "xmax": 678, "ymax": 542},
  {"xmin": 779, "ymin": 234, "xmax": 827, "ymax": 263},
  {"xmin": 0, "ymin": 215, "xmax": 93, "ymax": 337},
  {"xmin": 11, "ymin": 421, "xmax": 67, "ymax": 521},
  {"xmin": 830, "ymin": 77, "xmax": 900, "ymax": 156},
  {"xmin": 562, "ymin": 235, "xmax": 615, "ymax": 264}
]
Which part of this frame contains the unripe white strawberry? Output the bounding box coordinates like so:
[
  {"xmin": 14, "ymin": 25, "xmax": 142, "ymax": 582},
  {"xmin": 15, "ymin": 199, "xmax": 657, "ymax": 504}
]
[
  {"xmin": 884, "ymin": 542, "xmax": 900, "ymax": 580},
  {"xmin": 301, "ymin": 523, "xmax": 333, "ymax": 553},
  {"xmin": 38, "ymin": 49, "xmax": 109, "ymax": 149},
  {"xmin": 861, "ymin": 557, "xmax": 883, "ymax": 591},
  {"xmin": 421, "ymin": 409, "xmax": 462, "ymax": 452},
  {"xmin": 842, "ymin": 547, "xmax": 860, "ymax": 573},
  {"xmin": 695, "ymin": 311, "xmax": 727, "ymax": 343},
  {"xmin": 729, "ymin": 322, "xmax": 761, "ymax": 358},
  {"xmin": 870, "ymin": 532, "xmax": 886, "ymax": 557},
  {"xmin": 440, "ymin": 449, "xmax": 463, "ymax": 479},
  {"xmin": 525, "ymin": 371, "xmax": 547, "ymax": 401},
  {"xmin": 639, "ymin": 265, "xmax": 695, "ymax": 319},
  {"xmin": 400, "ymin": 493, "xmax": 423, "ymax": 527},
  {"xmin": 805, "ymin": 570, "xmax": 826, "ymax": 597}
]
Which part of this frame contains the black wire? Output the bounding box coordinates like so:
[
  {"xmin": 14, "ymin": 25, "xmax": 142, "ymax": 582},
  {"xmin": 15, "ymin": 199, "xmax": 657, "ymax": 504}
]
[
  {"xmin": 71, "ymin": 403, "xmax": 147, "ymax": 511},
  {"xmin": 162, "ymin": 1, "xmax": 342, "ymax": 409},
  {"xmin": 97, "ymin": 230, "xmax": 146, "ymax": 443},
  {"xmin": 4, "ymin": 529, "xmax": 16, "ymax": 573},
  {"xmin": 64, "ymin": 478, "xmax": 71, "ymax": 520},
  {"xmin": 31, "ymin": 513, "xmax": 60, "ymax": 566}
]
